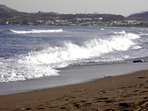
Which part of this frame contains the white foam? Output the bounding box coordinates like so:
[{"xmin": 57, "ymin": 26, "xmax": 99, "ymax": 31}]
[
  {"xmin": 114, "ymin": 31, "xmax": 141, "ymax": 39},
  {"xmin": 20, "ymin": 32, "xmax": 141, "ymax": 68},
  {"xmin": 0, "ymin": 32, "xmax": 141, "ymax": 82},
  {"xmin": 0, "ymin": 58, "xmax": 59, "ymax": 82},
  {"xmin": 101, "ymin": 28, "xmax": 104, "ymax": 31},
  {"xmin": 10, "ymin": 29, "xmax": 63, "ymax": 34}
]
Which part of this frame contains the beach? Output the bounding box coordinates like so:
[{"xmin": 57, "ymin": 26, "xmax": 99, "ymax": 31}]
[
  {"xmin": 0, "ymin": 70, "xmax": 147, "ymax": 111},
  {"xmin": 0, "ymin": 25, "xmax": 148, "ymax": 111}
]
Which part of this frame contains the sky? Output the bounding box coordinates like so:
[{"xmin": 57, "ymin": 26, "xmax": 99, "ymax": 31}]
[{"xmin": 0, "ymin": 0, "xmax": 148, "ymax": 16}]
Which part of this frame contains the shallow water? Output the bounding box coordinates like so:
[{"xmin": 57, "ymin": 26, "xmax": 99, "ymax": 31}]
[{"xmin": 0, "ymin": 62, "xmax": 148, "ymax": 95}]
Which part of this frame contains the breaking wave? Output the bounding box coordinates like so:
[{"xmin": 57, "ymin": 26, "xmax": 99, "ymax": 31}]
[
  {"xmin": 0, "ymin": 32, "xmax": 141, "ymax": 82},
  {"xmin": 20, "ymin": 32, "xmax": 141, "ymax": 67},
  {"xmin": 0, "ymin": 58, "xmax": 59, "ymax": 82},
  {"xmin": 9, "ymin": 29, "xmax": 63, "ymax": 34}
]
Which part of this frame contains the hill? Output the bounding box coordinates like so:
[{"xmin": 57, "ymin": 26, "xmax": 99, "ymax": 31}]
[
  {"xmin": 1, "ymin": 4, "xmax": 148, "ymax": 27},
  {"xmin": 0, "ymin": 4, "xmax": 20, "ymax": 19},
  {"xmin": 0, "ymin": 4, "xmax": 126, "ymax": 25},
  {"xmin": 128, "ymin": 11, "xmax": 148, "ymax": 22}
]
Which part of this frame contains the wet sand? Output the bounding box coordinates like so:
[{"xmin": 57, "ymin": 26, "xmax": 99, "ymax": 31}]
[{"xmin": 0, "ymin": 70, "xmax": 148, "ymax": 111}]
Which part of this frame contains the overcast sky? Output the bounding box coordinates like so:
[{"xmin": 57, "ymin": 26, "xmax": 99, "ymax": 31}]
[{"xmin": 0, "ymin": 0, "xmax": 148, "ymax": 16}]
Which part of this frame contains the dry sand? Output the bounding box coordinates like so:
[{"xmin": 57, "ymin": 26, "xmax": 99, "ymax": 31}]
[{"xmin": 0, "ymin": 70, "xmax": 148, "ymax": 111}]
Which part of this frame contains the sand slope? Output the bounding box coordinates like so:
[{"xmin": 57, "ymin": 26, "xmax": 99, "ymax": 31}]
[{"xmin": 0, "ymin": 70, "xmax": 148, "ymax": 111}]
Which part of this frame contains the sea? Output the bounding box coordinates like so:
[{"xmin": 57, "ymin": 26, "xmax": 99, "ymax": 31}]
[{"xmin": 0, "ymin": 25, "xmax": 148, "ymax": 94}]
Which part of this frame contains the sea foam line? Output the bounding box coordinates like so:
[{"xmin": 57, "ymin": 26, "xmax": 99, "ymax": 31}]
[
  {"xmin": 21, "ymin": 31, "xmax": 141, "ymax": 67},
  {"xmin": 0, "ymin": 31, "xmax": 141, "ymax": 82},
  {"xmin": 10, "ymin": 29, "xmax": 63, "ymax": 34}
]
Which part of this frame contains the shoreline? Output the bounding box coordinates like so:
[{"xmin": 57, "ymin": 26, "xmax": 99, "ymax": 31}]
[
  {"xmin": 0, "ymin": 62, "xmax": 148, "ymax": 95},
  {"xmin": 0, "ymin": 70, "xmax": 148, "ymax": 111}
]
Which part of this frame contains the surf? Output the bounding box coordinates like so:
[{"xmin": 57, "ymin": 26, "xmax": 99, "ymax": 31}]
[
  {"xmin": 9, "ymin": 29, "xmax": 63, "ymax": 34},
  {"xmin": 0, "ymin": 31, "xmax": 143, "ymax": 82},
  {"xmin": 22, "ymin": 31, "xmax": 141, "ymax": 65}
]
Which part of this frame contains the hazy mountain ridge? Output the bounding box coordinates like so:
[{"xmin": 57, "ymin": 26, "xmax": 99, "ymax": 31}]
[
  {"xmin": 128, "ymin": 11, "xmax": 148, "ymax": 22},
  {"xmin": 0, "ymin": 4, "xmax": 148, "ymax": 26},
  {"xmin": 0, "ymin": 4, "xmax": 20, "ymax": 19}
]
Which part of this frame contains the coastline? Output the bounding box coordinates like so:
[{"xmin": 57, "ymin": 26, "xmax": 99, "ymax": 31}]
[
  {"xmin": 0, "ymin": 62, "xmax": 148, "ymax": 95},
  {"xmin": 0, "ymin": 69, "xmax": 148, "ymax": 110}
]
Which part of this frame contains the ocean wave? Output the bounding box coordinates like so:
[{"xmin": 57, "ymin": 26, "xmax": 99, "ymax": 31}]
[
  {"xmin": 21, "ymin": 32, "xmax": 140, "ymax": 65},
  {"xmin": 0, "ymin": 32, "xmax": 142, "ymax": 82},
  {"xmin": 9, "ymin": 29, "xmax": 63, "ymax": 34},
  {"xmin": 0, "ymin": 58, "xmax": 59, "ymax": 82},
  {"xmin": 113, "ymin": 31, "xmax": 140, "ymax": 39}
]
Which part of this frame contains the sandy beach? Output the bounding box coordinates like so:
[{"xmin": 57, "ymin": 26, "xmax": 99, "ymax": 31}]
[
  {"xmin": 0, "ymin": 25, "xmax": 148, "ymax": 111},
  {"xmin": 0, "ymin": 70, "xmax": 147, "ymax": 111}
]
